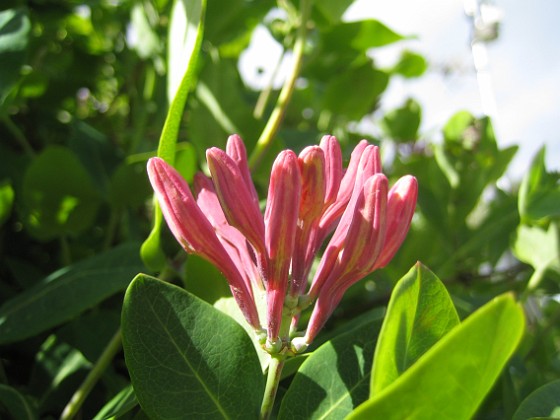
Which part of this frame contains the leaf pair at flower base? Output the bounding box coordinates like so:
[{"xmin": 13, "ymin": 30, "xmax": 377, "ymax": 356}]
[{"xmin": 121, "ymin": 263, "xmax": 525, "ymax": 420}]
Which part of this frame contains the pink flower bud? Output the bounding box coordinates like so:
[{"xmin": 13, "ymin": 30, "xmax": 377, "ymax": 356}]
[
  {"xmin": 319, "ymin": 135, "xmax": 342, "ymax": 207},
  {"xmin": 374, "ymin": 175, "xmax": 418, "ymax": 269},
  {"xmin": 206, "ymin": 147, "xmax": 266, "ymax": 258},
  {"xmin": 225, "ymin": 134, "xmax": 260, "ymax": 208},
  {"xmin": 147, "ymin": 158, "xmax": 260, "ymax": 329},
  {"xmin": 264, "ymin": 150, "xmax": 301, "ymax": 340}
]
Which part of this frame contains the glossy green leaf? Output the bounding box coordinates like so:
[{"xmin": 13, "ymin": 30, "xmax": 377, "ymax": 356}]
[
  {"xmin": 0, "ymin": 384, "xmax": 36, "ymax": 420},
  {"xmin": 21, "ymin": 145, "xmax": 102, "ymax": 241},
  {"xmin": 381, "ymin": 98, "xmax": 422, "ymax": 142},
  {"xmin": 347, "ymin": 294, "xmax": 525, "ymax": 420},
  {"xmin": 0, "ymin": 8, "xmax": 31, "ymax": 105},
  {"xmin": 0, "ymin": 243, "xmax": 143, "ymax": 344},
  {"xmin": 278, "ymin": 318, "xmax": 382, "ymax": 420},
  {"xmin": 370, "ymin": 263, "xmax": 460, "ymax": 396},
  {"xmin": 142, "ymin": 0, "xmax": 206, "ymax": 271},
  {"xmin": 121, "ymin": 274, "xmax": 264, "ymax": 419},
  {"xmin": 93, "ymin": 385, "xmax": 138, "ymax": 420},
  {"xmin": 512, "ymin": 379, "xmax": 560, "ymax": 420}
]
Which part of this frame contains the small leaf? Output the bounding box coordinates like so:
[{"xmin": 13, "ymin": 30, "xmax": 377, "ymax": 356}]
[
  {"xmin": 381, "ymin": 98, "xmax": 422, "ymax": 142},
  {"xmin": 0, "ymin": 384, "xmax": 37, "ymax": 420},
  {"xmin": 512, "ymin": 223, "xmax": 560, "ymax": 275},
  {"xmin": 0, "ymin": 243, "xmax": 144, "ymax": 344},
  {"xmin": 322, "ymin": 64, "xmax": 388, "ymax": 120},
  {"xmin": 278, "ymin": 317, "xmax": 383, "ymax": 420},
  {"xmin": 512, "ymin": 380, "xmax": 560, "ymax": 420},
  {"xmin": 121, "ymin": 274, "xmax": 264, "ymax": 419},
  {"xmin": 314, "ymin": 0, "xmax": 354, "ymax": 24},
  {"xmin": 93, "ymin": 385, "xmax": 138, "ymax": 420},
  {"xmin": 518, "ymin": 147, "xmax": 560, "ymax": 222},
  {"xmin": 392, "ymin": 50, "xmax": 427, "ymax": 78},
  {"xmin": 370, "ymin": 262, "xmax": 460, "ymax": 396},
  {"xmin": 322, "ymin": 20, "xmax": 404, "ymax": 51},
  {"xmin": 347, "ymin": 294, "xmax": 525, "ymax": 420},
  {"xmin": 0, "ymin": 8, "xmax": 31, "ymax": 105},
  {"xmin": 0, "ymin": 180, "xmax": 14, "ymax": 226},
  {"xmin": 21, "ymin": 146, "xmax": 102, "ymax": 241}
]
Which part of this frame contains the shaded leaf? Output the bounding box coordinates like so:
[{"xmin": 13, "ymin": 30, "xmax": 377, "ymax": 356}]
[
  {"xmin": 93, "ymin": 385, "xmax": 138, "ymax": 420},
  {"xmin": 0, "ymin": 384, "xmax": 37, "ymax": 420},
  {"xmin": 121, "ymin": 274, "xmax": 264, "ymax": 419},
  {"xmin": 0, "ymin": 243, "xmax": 143, "ymax": 344},
  {"xmin": 348, "ymin": 294, "xmax": 525, "ymax": 420},
  {"xmin": 512, "ymin": 379, "xmax": 560, "ymax": 420},
  {"xmin": 370, "ymin": 263, "xmax": 460, "ymax": 396},
  {"xmin": 21, "ymin": 145, "xmax": 102, "ymax": 241},
  {"xmin": 278, "ymin": 318, "xmax": 382, "ymax": 420}
]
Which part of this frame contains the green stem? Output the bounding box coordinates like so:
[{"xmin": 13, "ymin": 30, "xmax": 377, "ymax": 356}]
[
  {"xmin": 253, "ymin": 48, "xmax": 286, "ymax": 120},
  {"xmin": 1, "ymin": 114, "xmax": 35, "ymax": 157},
  {"xmin": 102, "ymin": 207, "xmax": 120, "ymax": 251},
  {"xmin": 59, "ymin": 236, "xmax": 71, "ymax": 267},
  {"xmin": 260, "ymin": 355, "xmax": 286, "ymax": 420},
  {"xmin": 60, "ymin": 329, "xmax": 122, "ymax": 420},
  {"xmin": 248, "ymin": 0, "xmax": 312, "ymax": 171}
]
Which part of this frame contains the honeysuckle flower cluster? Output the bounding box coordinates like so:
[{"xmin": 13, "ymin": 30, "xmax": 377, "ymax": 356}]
[{"xmin": 147, "ymin": 135, "xmax": 417, "ymax": 354}]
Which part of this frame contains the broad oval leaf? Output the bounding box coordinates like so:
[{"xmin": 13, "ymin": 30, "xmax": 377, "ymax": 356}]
[
  {"xmin": 278, "ymin": 317, "xmax": 382, "ymax": 420},
  {"xmin": 0, "ymin": 243, "xmax": 144, "ymax": 344},
  {"xmin": 348, "ymin": 294, "xmax": 525, "ymax": 420},
  {"xmin": 512, "ymin": 379, "xmax": 560, "ymax": 420},
  {"xmin": 371, "ymin": 262, "xmax": 459, "ymax": 396},
  {"xmin": 121, "ymin": 274, "xmax": 264, "ymax": 419}
]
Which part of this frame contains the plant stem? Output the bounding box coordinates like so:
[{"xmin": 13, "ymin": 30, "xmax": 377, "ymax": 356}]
[
  {"xmin": 60, "ymin": 329, "xmax": 122, "ymax": 420},
  {"xmin": 260, "ymin": 355, "xmax": 286, "ymax": 420},
  {"xmin": 253, "ymin": 48, "xmax": 286, "ymax": 120},
  {"xmin": 1, "ymin": 114, "xmax": 35, "ymax": 157},
  {"xmin": 248, "ymin": 0, "xmax": 311, "ymax": 171}
]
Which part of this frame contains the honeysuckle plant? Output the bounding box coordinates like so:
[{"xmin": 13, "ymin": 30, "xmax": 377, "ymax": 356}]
[
  {"xmin": 146, "ymin": 134, "xmax": 418, "ymax": 416},
  {"xmin": 148, "ymin": 134, "xmax": 418, "ymax": 354},
  {"xmin": 0, "ymin": 1, "xmax": 542, "ymax": 419}
]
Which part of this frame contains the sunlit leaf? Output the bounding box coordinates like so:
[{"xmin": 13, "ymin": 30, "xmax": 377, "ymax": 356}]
[
  {"xmin": 348, "ymin": 294, "xmax": 525, "ymax": 420},
  {"xmin": 370, "ymin": 263, "xmax": 460, "ymax": 396}
]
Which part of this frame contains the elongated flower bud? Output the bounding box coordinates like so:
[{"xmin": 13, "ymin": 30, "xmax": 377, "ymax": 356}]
[
  {"xmin": 319, "ymin": 135, "xmax": 342, "ymax": 207},
  {"xmin": 147, "ymin": 158, "xmax": 260, "ymax": 329},
  {"xmin": 194, "ymin": 173, "xmax": 262, "ymax": 292},
  {"xmin": 207, "ymin": 147, "xmax": 266, "ymax": 258},
  {"xmin": 226, "ymin": 134, "xmax": 260, "ymax": 208},
  {"xmin": 374, "ymin": 175, "xmax": 418, "ymax": 269},
  {"xmin": 264, "ymin": 150, "xmax": 301, "ymax": 341}
]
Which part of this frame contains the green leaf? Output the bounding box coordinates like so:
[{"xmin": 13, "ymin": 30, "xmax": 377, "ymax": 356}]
[
  {"xmin": 0, "ymin": 8, "xmax": 31, "ymax": 105},
  {"xmin": 0, "ymin": 243, "xmax": 144, "ymax": 344},
  {"xmin": 314, "ymin": 0, "xmax": 354, "ymax": 24},
  {"xmin": 442, "ymin": 111, "xmax": 475, "ymax": 144},
  {"xmin": 0, "ymin": 384, "xmax": 37, "ymax": 420},
  {"xmin": 93, "ymin": 385, "xmax": 138, "ymax": 420},
  {"xmin": 392, "ymin": 50, "xmax": 427, "ymax": 78},
  {"xmin": 121, "ymin": 274, "xmax": 264, "ymax": 419},
  {"xmin": 21, "ymin": 145, "xmax": 102, "ymax": 241},
  {"xmin": 518, "ymin": 147, "xmax": 560, "ymax": 222},
  {"xmin": 381, "ymin": 98, "xmax": 422, "ymax": 142},
  {"xmin": 347, "ymin": 294, "xmax": 525, "ymax": 420},
  {"xmin": 322, "ymin": 64, "xmax": 388, "ymax": 121},
  {"xmin": 512, "ymin": 223, "xmax": 560, "ymax": 290},
  {"xmin": 0, "ymin": 180, "xmax": 14, "ymax": 226},
  {"xmin": 108, "ymin": 161, "xmax": 151, "ymax": 209},
  {"xmin": 512, "ymin": 380, "xmax": 560, "ymax": 420},
  {"xmin": 370, "ymin": 263, "xmax": 460, "ymax": 396},
  {"xmin": 278, "ymin": 318, "xmax": 383, "ymax": 420},
  {"xmin": 142, "ymin": 0, "xmax": 206, "ymax": 271},
  {"xmin": 322, "ymin": 20, "xmax": 404, "ymax": 51}
]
